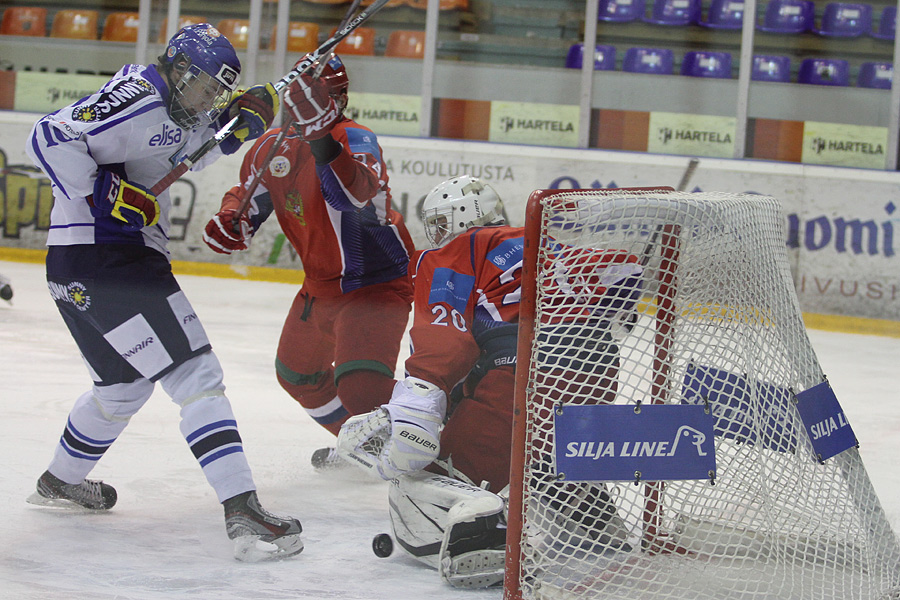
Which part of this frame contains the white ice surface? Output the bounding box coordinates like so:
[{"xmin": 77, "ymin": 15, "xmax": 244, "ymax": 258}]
[{"xmin": 1, "ymin": 258, "xmax": 899, "ymax": 600}]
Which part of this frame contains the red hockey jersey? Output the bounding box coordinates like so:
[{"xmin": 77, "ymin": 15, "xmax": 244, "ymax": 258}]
[
  {"xmin": 221, "ymin": 119, "xmax": 415, "ymax": 297},
  {"xmin": 405, "ymin": 226, "xmax": 644, "ymax": 395},
  {"xmin": 406, "ymin": 226, "xmax": 525, "ymax": 395}
]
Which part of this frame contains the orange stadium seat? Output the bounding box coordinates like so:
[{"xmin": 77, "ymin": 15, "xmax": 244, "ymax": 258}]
[
  {"xmin": 331, "ymin": 26, "xmax": 376, "ymax": 55},
  {"xmin": 270, "ymin": 21, "xmax": 320, "ymax": 53},
  {"xmin": 405, "ymin": 0, "xmax": 469, "ymax": 10},
  {"xmin": 385, "ymin": 30, "xmax": 425, "ymax": 58},
  {"xmin": 101, "ymin": 12, "xmax": 140, "ymax": 43},
  {"xmin": 1, "ymin": 6, "xmax": 48, "ymax": 37},
  {"xmin": 361, "ymin": 0, "xmax": 406, "ymax": 7},
  {"xmin": 50, "ymin": 9, "xmax": 99, "ymax": 40},
  {"xmin": 157, "ymin": 15, "xmax": 207, "ymax": 43},
  {"xmin": 217, "ymin": 19, "xmax": 250, "ymax": 49},
  {"xmin": 303, "ymin": 0, "xmax": 351, "ymax": 4}
]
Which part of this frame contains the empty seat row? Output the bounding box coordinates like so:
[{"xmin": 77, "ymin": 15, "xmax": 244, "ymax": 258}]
[
  {"xmin": 0, "ymin": 9, "xmax": 426, "ymax": 59},
  {"xmin": 599, "ymin": 0, "xmax": 896, "ymax": 40},
  {"xmin": 566, "ymin": 44, "xmax": 893, "ymax": 87},
  {"xmin": 221, "ymin": 21, "xmax": 425, "ymax": 58}
]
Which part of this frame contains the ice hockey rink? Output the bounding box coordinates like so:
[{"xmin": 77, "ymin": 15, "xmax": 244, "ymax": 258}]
[{"xmin": 1, "ymin": 257, "xmax": 899, "ymax": 600}]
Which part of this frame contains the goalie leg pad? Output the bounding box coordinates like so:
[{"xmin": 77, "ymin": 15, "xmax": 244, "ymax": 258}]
[
  {"xmin": 387, "ymin": 471, "xmax": 506, "ymax": 575},
  {"xmin": 439, "ymin": 494, "xmax": 507, "ymax": 589}
]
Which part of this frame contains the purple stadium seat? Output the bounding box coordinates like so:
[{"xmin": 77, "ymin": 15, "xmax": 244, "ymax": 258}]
[
  {"xmin": 598, "ymin": 0, "xmax": 646, "ymax": 22},
  {"xmin": 858, "ymin": 61, "xmax": 892, "ymax": 88},
  {"xmin": 700, "ymin": 0, "xmax": 744, "ymax": 29},
  {"xmin": 680, "ymin": 50, "xmax": 732, "ymax": 78},
  {"xmin": 757, "ymin": 0, "xmax": 814, "ymax": 33},
  {"xmin": 622, "ymin": 47, "xmax": 675, "ymax": 74},
  {"xmin": 752, "ymin": 55, "xmax": 791, "ymax": 82},
  {"xmin": 797, "ymin": 58, "xmax": 851, "ymax": 86},
  {"xmin": 642, "ymin": 0, "xmax": 702, "ymax": 25},
  {"xmin": 814, "ymin": 2, "xmax": 873, "ymax": 37},
  {"xmin": 565, "ymin": 43, "xmax": 617, "ymax": 70}
]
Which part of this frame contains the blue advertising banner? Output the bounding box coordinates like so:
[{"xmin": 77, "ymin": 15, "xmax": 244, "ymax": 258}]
[
  {"xmin": 554, "ymin": 404, "xmax": 717, "ymax": 482},
  {"xmin": 794, "ymin": 381, "xmax": 857, "ymax": 462},
  {"xmin": 681, "ymin": 363, "xmax": 797, "ymax": 453}
]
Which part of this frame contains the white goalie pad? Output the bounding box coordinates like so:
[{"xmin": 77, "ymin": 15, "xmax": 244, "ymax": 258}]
[{"xmin": 388, "ymin": 472, "xmax": 506, "ymax": 588}]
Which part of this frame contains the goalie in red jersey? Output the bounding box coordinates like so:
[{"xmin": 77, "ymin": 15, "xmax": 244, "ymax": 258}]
[
  {"xmin": 337, "ymin": 176, "xmax": 643, "ymax": 588},
  {"xmin": 205, "ymin": 55, "xmax": 415, "ymax": 446}
]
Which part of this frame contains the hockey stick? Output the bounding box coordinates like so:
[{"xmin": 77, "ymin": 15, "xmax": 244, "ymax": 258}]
[
  {"xmin": 639, "ymin": 158, "xmax": 699, "ymax": 267},
  {"xmin": 150, "ymin": 116, "xmax": 239, "ymax": 196},
  {"xmin": 149, "ymin": 0, "xmax": 389, "ymax": 197},
  {"xmin": 229, "ymin": 0, "xmax": 364, "ymax": 226}
]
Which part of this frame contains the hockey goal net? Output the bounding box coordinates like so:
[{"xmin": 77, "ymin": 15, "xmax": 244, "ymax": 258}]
[{"xmin": 504, "ymin": 188, "xmax": 900, "ymax": 600}]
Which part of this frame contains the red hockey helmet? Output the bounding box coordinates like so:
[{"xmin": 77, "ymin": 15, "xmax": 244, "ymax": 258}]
[{"xmin": 290, "ymin": 54, "xmax": 349, "ymax": 110}]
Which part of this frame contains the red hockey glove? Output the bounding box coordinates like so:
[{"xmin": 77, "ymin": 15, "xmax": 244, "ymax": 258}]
[
  {"xmin": 229, "ymin": 83, "xmax": 279, "ymax": 143},
  {"xmin": 203, "ymin": 209, "xmax": 252, "ymax": 254},
  {"xmin": 284, "ymin": 73, "xmax": 341, "ymax": 140},
  {"xmin": 89, "ymin": 169, "xmax": 159, "ymax": 231}
]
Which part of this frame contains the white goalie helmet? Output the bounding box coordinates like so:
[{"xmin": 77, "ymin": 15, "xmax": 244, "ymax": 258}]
[{"xmin": 421, "ymin": 176, "xmax": 505, "ymax": 248}]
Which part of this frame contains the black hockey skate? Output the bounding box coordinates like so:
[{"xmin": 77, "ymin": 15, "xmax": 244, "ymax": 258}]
[
  {"xmin": 224, "ymin": 491, "xmax": 303, "ymax": 562},
  {"xmin": 27, "ymin": 470, "xmax": 117, "ymax": 510}
]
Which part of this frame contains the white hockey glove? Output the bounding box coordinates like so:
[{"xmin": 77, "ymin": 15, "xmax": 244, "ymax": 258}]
[{"xmin": 337, "ymin": 377, "xmax": 447, "ymax": 481}]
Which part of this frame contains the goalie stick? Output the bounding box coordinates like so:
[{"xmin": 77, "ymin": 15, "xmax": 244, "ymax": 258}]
[
  {"xmin": 149, "ymin": 0, "xmax": 388, "ymax": 197},
  {"xmin": 229, "ymin": 0, "xmax": 364, "ymax": 227}
]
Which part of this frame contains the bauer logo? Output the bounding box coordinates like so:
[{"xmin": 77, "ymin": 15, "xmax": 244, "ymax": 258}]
[{"xmin": 555, "ymin": 404, "xmax": 716, "ymax": 482}]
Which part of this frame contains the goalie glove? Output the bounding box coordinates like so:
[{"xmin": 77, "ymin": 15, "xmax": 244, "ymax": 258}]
[
  {"xmin": 89, "ymin": 169, "xmax": 159, "ymax": 231},
  {"xmin": 337, "ymin": 377, "xmax": 447, "ymax": 481},
  {"xmin": 284, "ymin": 73, "xmax": 341, "ymax": 141},
  {"xmin": 203, "ymin": 208, "xmax": 252, "ymax": 254}
]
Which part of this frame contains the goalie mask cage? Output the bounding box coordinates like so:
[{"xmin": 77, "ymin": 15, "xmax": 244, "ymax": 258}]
[{"xmin": 504, "ymin": 188, "xmax": 900, "ymax": 600}]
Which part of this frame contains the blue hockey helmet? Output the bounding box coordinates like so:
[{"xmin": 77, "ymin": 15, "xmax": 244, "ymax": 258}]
[{"xmin": 162, "ymin": 23, "xmax": 241, "ymax": 129}]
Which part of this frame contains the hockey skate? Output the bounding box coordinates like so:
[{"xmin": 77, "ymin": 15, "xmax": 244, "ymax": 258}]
[
  {"xmin": 223, "ymin": 491, "xmax": 303, "ymax": 562},
  {"xmin": 310, "ymin": 446, "xmax": 351, "ymax": 471},
  {"xmin": 26, "ymin": 470, "xmax": 117, "ymax": 510}
]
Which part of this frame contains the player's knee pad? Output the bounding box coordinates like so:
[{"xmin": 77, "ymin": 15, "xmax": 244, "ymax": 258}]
[
  {"xmin": 388, "ymin": 471, "xmax": 506, "ymax": 580},
  {"xmin": 159, "ymin": 351, "xmax": 225, "ymax": 407},
  {"xmin": 89, "ymin": 378, "xmax": 155, "ymax": 422}
]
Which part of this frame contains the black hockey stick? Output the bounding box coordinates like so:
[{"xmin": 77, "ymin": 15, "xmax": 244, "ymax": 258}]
[
  {"xmin": 639, "ymin": 158, "xmax": 699, "ymax": 267},
  {"xmin": 150, "ymin": 0, "xmax": 389, "ymax": 196},
  {"xmin": 151, "ymin": 116, "xmax": 239, "ymax": 196},
  {"xmin": 230, "ymin": 0, "xmax": 365, "ymax": 226}
]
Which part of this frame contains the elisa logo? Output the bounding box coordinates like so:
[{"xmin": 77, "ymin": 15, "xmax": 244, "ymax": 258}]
[{"xmin": 149, "ymin": 123, "xmax": 182, "ymax": 147}]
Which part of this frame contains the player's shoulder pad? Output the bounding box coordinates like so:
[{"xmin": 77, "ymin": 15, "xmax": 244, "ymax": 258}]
[{"xmin": 69, "ymin": 69, "xmax": 157, "ymax": 125}]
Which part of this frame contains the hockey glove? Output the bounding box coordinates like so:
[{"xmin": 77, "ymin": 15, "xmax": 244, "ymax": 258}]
[
  {"xmin": 203, "ymin": 209, "xmax": 252, "ymax": 254},
  {"xmin": 284, "ymin": 73, "xmax": 341, "ymax": 141},
  {"xmin": 229, "ymin": 83, "xmax": 279, "ymax": 144},
  {"xmin": 337, "ymin": 377, "xmax": 446, "ymax": 481},
  {"xmin": 89, "ymin": 169, "xmax": 159, "ymax": 231}
]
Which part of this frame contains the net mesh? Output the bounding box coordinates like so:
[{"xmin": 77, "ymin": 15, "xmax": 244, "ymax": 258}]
[{"xmin": 509, "ymin": 190, "xmax": 900, "ymax": 600}]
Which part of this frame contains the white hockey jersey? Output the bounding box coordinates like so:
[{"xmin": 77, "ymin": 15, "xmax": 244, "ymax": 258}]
[{"xmin": 26, "ymin": 63, "xmax": 227, "ymax": 256}]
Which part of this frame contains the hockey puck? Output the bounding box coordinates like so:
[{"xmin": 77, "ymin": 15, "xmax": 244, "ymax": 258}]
[
  {"xmin": 372, "ymin": 533, "xmax": 393, "ymax": 558},
  {"xmin": 0, "ymin": 284, "xmax": 11, "ymax": 301}
]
